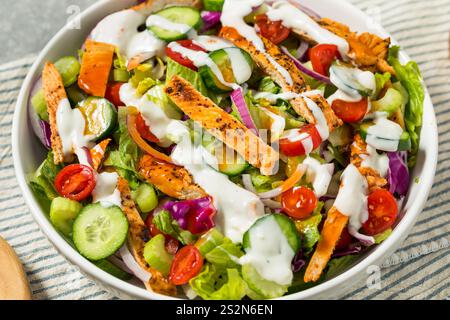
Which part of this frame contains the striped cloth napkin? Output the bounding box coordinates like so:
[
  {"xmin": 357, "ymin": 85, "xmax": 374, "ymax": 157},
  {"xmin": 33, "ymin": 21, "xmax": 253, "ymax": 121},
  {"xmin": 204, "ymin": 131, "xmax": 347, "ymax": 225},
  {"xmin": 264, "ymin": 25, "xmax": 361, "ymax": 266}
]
[{"xmin": 0, "ymin": 0, "xmax": 448, "ymax": 300}]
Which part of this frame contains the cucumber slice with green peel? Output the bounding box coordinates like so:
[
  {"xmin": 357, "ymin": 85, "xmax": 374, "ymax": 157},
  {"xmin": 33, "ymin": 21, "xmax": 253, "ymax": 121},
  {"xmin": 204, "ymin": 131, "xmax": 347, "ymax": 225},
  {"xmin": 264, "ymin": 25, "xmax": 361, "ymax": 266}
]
[
  {"xmin": 73, "ymin": 203, "xmax": 128, "ymax": 261},
  {"xmin": 242, "ymin": 214, "xmax": 301, "ymax": 253},
  {"xmin": 217, "ymin": 148, "xmax": 249, "ymax": 176},
  {"xmin": 199, "ymin": 48, "xmax": 254, "ymax": 93},
  {"xmin": 50, "ymin": 197, "xmax": 83, "ymax": 237},
  {"xmin": 195, "ymin": 228, "xmax": 225, "ymax": 256},
  {"xmin": 371, "ymin": 88, "xmax": 403, "ymax": 117},
  {"xmin": 147, "ymin": 6, "xmax": 201, "ymax": 42},
  {"xmin": 92, "ymin": 259, "xmax": 133, "ymax": 280},
  {"xmin": 143, "ymin": 234, "xmax": 173, "ymax": 276},
  {"xmin": 242, "ymin": 264, "xmax": 288, "ymax": 299},
  {"xmin": 330, "ymin": 63, "xmax": 375, "ymax": 97},
  {"xmin": 359, "ymin": 122, "xmax": 411, "ymax": 151},
  {"xmin": 203, "ymin": 0, "xmax": 225, "ymax": 11},
  {"xmin": 77, "ymin": 97, "xmax": 117, "ymax": 141},
  {"xmin": 132, "ymin": 183, "xmax": 158, "ymax": 213}
]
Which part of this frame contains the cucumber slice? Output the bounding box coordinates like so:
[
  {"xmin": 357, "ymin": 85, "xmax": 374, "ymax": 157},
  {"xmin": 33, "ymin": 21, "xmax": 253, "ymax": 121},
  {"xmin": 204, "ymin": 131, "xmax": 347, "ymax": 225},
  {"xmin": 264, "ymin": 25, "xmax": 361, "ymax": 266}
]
[
  {"xmin": 242, "ymin": 214, "xmax": 301, "ymax": 253},
  {"xmin": 77, "ymin": 97, "xmax": 117, "ymax": 141},
  {"xmin": 242, "ymin": 264, "xmax": 288, "ymax": 299},
  {"xmin": 132, "ymin": 183, "xmax": 158, "ymax": 213},
  {"xmin": 147, "ymin": 6, "xmax": 201, "ymax": 42},
  {"xmin": 203, "ymin": 0, "xmax": 224, "ymax": 11},
  {"xmin": 73, "ymin": 203, "xmax": 128, "ymax": 261},
  {"xmin": 330, "ymin": 63, "xmax": 375, "ymax": 97},
  {"xmin": 195, "ymin": 228, "xmax": 225, "ymax": 256},
  {"xmin": 50, "ymin": 197, "xmax": 83, "ymax": 237},
  {"xmin": 359, "ymin": 122, "xmax": 411, "ymax": 151},
  {"xmin": 371, "ymin": 88, "xmax": 403, "ymax": 117},
  {"xmin": 217, "ymin": 147, "xmax": 249, "ymax": 176},
  {"xmin": 143, "ymin": 234, "xmax": 173, "ymax": 277},
  {"xmin": 92, "ymin": 259, "xmax": 133, "ymax": 280},
  {"xmin": 199, "ymin": 48, "xmax": 254, "ymax": 93}
]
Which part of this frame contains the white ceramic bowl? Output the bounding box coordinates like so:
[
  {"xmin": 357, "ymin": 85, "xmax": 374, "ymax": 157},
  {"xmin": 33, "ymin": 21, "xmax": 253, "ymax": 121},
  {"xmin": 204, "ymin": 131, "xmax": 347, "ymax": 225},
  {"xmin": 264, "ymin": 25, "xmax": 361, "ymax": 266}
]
[{"xmin": 12, "ymin": 0, "xmax": 438, "ymax": 300}]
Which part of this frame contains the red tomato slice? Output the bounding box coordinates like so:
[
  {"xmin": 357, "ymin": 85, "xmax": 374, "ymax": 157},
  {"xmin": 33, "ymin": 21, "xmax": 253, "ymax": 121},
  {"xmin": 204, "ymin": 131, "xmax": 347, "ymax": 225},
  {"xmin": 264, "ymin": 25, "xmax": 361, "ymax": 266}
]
[
  {"xmin": 335, "ymin": 227, "xmax": 353, "ymax": 250},
  {"xmin": 331, "ymin": 98, "xmax": 368, "ymax": 123},
  {"xmin": 362, "ymin": 189, "xmax": 398, "ymax": 236},
  {"xmin": 169, "ymin": 245, "xmax": 203, "ymax": 285},
  {"xmin": 255, "ymin": 14, "xmax": 291, "ymax": 45},
  {"xmin": 54, "ymin": 164, "xmax": 96, "ymax": 201},
  {"xmin": 136, "ymin": 113, "xmax": 159, "ymax": 143},
  {"xmin": 145, "ymin": 214, "xmax": 180, "ymax": 254},
  {"xmin": 281, "ymin": 186, "xmax": 318, "ymax": 219},
  {"xmin": 279, "ymin": 124, "xmax": 322, "ymax": 157},
  {"xmin": 165, "ymin": 40, "xmax": 207, "ymax": 71},
  {"xmin": 309, "ymin": 44, "xmax": 339, "ymax": 76},
  {"xmin": 105, "ymin": 82, "xmax": 124, "ymax": 108}
]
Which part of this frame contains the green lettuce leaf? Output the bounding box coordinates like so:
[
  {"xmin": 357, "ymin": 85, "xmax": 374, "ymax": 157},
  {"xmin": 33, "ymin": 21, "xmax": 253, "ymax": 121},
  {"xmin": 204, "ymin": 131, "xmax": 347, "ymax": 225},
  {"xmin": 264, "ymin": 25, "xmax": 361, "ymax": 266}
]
[
  {"xmin": 166, "ymin": 58, "xmax": 209, "ymax": 97},
  {"xmin": 146, "ymin": 84, "xmax": 182, "ymax": 120},
  {"xmin": 373, "ymin": 72, "xmax": 392, "ymax": 99},
  {"xmin": 104, "ymin": 107, "xmax": 139, "ymax": 188},
  {"xmin": 204, "ymin": 238, "xmax": 244, "ymax": 269},
  {"xmin": 152, "ymin": 210, "xmax": 196, "ymax": 245},
  {"xmin": 388, "ymin": 46, "xmax": 425, "ymax": 168},
  {"xmin": 189, "ymin": 264, "xmax": 247, "ymax": 300},
  {"xmin": 374, "ymin": 228, "xmax": 392, "ymax": 244},
  {"xmin": 294, "ymin": 202, "xmax": 324, "ymax": 253},
  {"xmin": 325, "ymin": 254, "xmax": 361, "ymax": 280}
]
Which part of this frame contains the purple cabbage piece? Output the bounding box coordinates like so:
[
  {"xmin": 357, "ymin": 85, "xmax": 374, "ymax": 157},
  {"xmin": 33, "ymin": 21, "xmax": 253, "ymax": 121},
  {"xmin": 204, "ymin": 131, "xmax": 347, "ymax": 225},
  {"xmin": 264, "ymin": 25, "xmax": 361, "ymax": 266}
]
[
  {"xmin": 291, "ymin": 250, "xmax": 306, "ymax": 273},
  {"xmin": 162, "ymin": 197, "xmax": 216, "ymax": 234},
  {"xmin": 201, "ymin": 11, "xmax": 221, "ymax": 31},
  {"xmin": 387, "ymin": 151, "xmax": 410, "ymax": 197},
  {"xmin": 331, "ymin": 243, "xmax": 362, "ymax": 258}
]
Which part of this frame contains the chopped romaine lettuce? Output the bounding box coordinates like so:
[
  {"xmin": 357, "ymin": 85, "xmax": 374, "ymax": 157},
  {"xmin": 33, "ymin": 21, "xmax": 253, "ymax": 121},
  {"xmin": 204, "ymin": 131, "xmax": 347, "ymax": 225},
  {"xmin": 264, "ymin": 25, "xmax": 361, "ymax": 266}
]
[
  {"xmin": 146, "ymin": 84, "xmax": 182, "ymax": 120},
  {"xmin": 373, "ymin": 72, "xmax": 391, "ymax": 99},
  {"xmin": 258, "ymin": 76, "xmax": 280, "ymax": 94},
  {"xmin": 388, "ymin": 46, "xmax": 425, "ymax": 168},
  {"xmin": 294, "ymin": 202, "xmax": 324, "ymax": 253},
  {"xmin": 166, "ymin": 58, "xmax": 209, "ymax": 97},
  {"xmin": 374, "ymin": 228, "xmax": 392, "ymax": 244},
  {"xmin": 204, "ymin": 238, "xmax": 244, "ymax": 268},
  {"xmin": 152, "ymin": 210, "xmax": 196, "ymax": 245},
  {"xmin": 326, "ymin": 254, "xmax": 361, "ymax": 280}
]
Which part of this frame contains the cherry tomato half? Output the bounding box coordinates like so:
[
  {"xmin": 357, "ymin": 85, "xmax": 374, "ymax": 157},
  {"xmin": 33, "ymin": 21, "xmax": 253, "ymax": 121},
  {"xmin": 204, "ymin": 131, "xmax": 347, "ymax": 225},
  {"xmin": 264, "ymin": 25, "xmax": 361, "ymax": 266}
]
[
  {"xmin": 105, "ymin": 82, "xmax": 124, "ymax": 108},
  {"xmin": 165, "ymin": 40, "xmax": 207, "ymax": 71},
  {"xmin": 255, "ymin": 14, "xmax": 291, "ymax": 45},
  {"xmin": 169, "ymin": 245, "xmax": 203, "ymax": 285},
  {"xmin": 145, "ymin": 214, "xmax": 180, "ymax": 255},
  {"xmin": 362, "ymin": 189, "xmax": 398, "ymax": 236},
  {"xmin": 309, "ymin": 44, "xmax": 339, "ymax": 76},
  {"xmin": 281, "ymin": 186, "xmax": 318, "ymax": 219},
  {"xmin": 331, "ymin": 98, "xmax": 369, "ymax": 123},
  {"xmin": 136, "ymin": 113, "xmax": 159, "ymax": 143},
  {"xmin": 54, "ymin": 164, "xmax": 96, "ymax": 201},
  {"xmin": 279, "ymin": 124, "xmax": 322, "ymax": 157}
]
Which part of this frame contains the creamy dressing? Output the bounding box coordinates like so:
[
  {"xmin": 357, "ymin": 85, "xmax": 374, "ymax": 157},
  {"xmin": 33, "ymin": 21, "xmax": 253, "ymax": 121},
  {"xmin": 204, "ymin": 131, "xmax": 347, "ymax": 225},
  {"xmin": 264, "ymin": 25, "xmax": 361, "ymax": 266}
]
[
  {"xmin": 167, "ymin": 42, "xmax": 240, "ymax": 90},
  {"xmin": 239, "ymin": 215, "xmax": 294, "ymax": 285},
  {"xmin": 360, "ymin": 144, "xmax": 389, "ymax": 178},
  {"xmin": 366, "ymin": 113, "xmax": 403, "ymax": 152},
  {"xmin": 303, "ymin": 96, "xmax": 329, "ymax": 141},
  {"xmin": 192, "ymin": 35, "xmax": 233, "ymax": 51},
  {"xmin": 267, "ymin": 1, "xmax": 349, "ymax": 58},
  {"xmin": 56, "ymin": 99, "xmax": 93, "ymax": 160},
  {"xmin": 303, "ymin": 157, "xmax": 334, "ymax": 197},
  {"xmin": 120, "ymin": 84, "xmax": 265, "ymax": 243},
  {"xmin": 327, "ymin": 89, "xmax": 362, "ymax": 105},
  {"xmin": 126, "ymin": 30, "xmax": 165, "ymax": 60},
  {"xmin": 330, "ymin": 67, "xmax": 376, "ymax": 98},
  {"xmin": 224, "ymin": 48, "xmax": 252, "ymax": 84},
  {"xmin": 221, "ymin": 0, "xmax": 293, "ymax": 85},
  {"xmin": 92, "ymin": 172, "xmax": 122, "ymax": 208},
  {"xmin": 260, "ymin": 107, "xmax": 286, "ymax": 142},
  {"xmin": 281, "ymin": 129, "xmax": 314, "ymax": 154},
  {"xmin": 146, "ymin": 14, "xmax": 192, "ymax": 34},
  {"xmin": 333, "ymin": 164, "xmax": 369, "ymax": 231},
  {"xmin": 254, "ymin": 91, "xmax": 300, "ymax": 102}
]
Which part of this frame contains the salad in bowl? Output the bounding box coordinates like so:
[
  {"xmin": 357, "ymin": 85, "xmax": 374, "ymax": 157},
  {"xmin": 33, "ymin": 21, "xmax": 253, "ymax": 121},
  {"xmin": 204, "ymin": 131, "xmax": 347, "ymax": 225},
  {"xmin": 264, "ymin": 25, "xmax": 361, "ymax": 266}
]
[{"xmin": 26, "ymin": 0, "xmax": 425, "ymax": 299}]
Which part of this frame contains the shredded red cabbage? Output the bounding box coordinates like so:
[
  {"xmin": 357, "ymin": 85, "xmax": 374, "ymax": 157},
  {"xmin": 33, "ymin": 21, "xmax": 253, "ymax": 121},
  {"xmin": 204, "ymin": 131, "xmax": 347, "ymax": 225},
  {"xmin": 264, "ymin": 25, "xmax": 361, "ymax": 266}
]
[
  {"xmin": 162, "ymin": 197, "xmax": 216, "ymax": 234},
  {"xmin": 201, "ymin": 11, "xmax": 221, "ymax": 31},
  {"xmin": 387, "ymin": 151, "xmax": 409, "ymax": 197},
  {"xmin": 331, "ymin": 243, "xmax": 362, "ymax": 258},
  {"xmin": 291, "ymin": 250, "xmax": 306, "ymax": 273}
]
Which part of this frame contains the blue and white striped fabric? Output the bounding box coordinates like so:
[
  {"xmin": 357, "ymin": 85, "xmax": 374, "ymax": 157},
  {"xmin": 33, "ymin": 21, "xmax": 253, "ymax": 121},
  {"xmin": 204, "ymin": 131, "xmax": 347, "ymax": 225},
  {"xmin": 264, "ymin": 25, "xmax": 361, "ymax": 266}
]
[{"xmin": 0, "ymin": 0, "xmax": 448, "ymax": 300}]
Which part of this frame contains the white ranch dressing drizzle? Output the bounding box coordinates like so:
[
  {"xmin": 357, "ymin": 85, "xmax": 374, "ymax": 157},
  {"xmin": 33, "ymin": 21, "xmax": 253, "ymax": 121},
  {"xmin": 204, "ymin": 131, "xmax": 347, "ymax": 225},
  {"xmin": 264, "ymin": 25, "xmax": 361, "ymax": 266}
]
[
  {"xmin": 302, "ymin": 95, "xmax": 329, "ymax": 141},
  {"xmin": 327, "ymin": 89, "xmax": 362, "ymax": 105},
  {"xmin": 260, "ymin": 107, "xmax": 286, "ymax": 142},
  {"xmin": 267, "ymin": 1, "xmax": 349, "ymax": 58},
  {"xmin": 360, "ymin": 144, "xmax": 389, "ymax": 178},
  {"xmin": 366, "ymin": 113, "xmax": 403, "ymax": 152},
  {"xmin": 90, "ymin": 9, "xmax": 164, "ymax": 61},
  {"xmin": 167, "ymin": 42, "xmax": 240, "ymax": 90},
  {"xmin": 221, "ymin": 0, "xmax": 293, "ymax": 86},
  {"xmin": 56, "ymin": 99, "xmax": 93, "ymax": 160},
  {"xmin": 92, "ymin": 172, "xmax": 122, "ymax": 208},
  {"xmin": 239, "ymin": 215, "xmax": 295, "ymax": 285},
  {"xmin": 146, "ymin": 14, "xmax": 192, "ymax": 34},
  {"xmin": 281, "ymin": 129, "xmax": 314, "ymax": 154},
  {"xmin": 330, "ymin": 67, "xmax": 376, "ymax": 98},
  {"xmin": 192, "ymin": 35, "xmax": 233, "ymax": 51},
  {"xmin": 333, "ymin": 164, "xmax": 369, "ymax": 232},
  {"xmin": 224, "ymin": 48, "xmax": 253, "ymax": 84},
  {"xmin": 120, "ymin": 84, "xmax": 265, "ymax": 243},
  {"xmin": 303, "ymin": 157, "xmax": 334, "ymax": 198}
]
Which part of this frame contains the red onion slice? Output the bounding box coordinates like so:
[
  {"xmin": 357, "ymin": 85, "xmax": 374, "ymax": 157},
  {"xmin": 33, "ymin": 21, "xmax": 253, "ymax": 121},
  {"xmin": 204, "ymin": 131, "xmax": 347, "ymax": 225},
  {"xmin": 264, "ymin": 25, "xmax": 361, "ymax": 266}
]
[
  {"xmin": 348, "ymin": 226, "xmax": 375, "ymax": 246},
  {"xmin": 119, "ymin": 245, "xmax": 152, "ymax": 283},
  {"xmin": 28, "ymin": 77, "xmax": 52, "ymax": 149},
  {"xmin": 281, "ymin": 46, "xmax": 332, "ymax": 85},
  {"xmin": 296, "ymin": 41, "xmax": 309, "ymax": 62},
  {"xmin": 230, "ymin": 88, "xmax": 259, "ymax": 136}
]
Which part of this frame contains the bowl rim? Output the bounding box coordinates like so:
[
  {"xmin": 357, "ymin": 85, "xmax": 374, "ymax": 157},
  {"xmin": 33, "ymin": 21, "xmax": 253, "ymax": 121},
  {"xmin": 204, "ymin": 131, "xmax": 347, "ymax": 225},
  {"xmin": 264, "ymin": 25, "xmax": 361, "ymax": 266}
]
[{"xmin": 12, "ymin": 0, "xmax": 438, "ymax": 300}]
